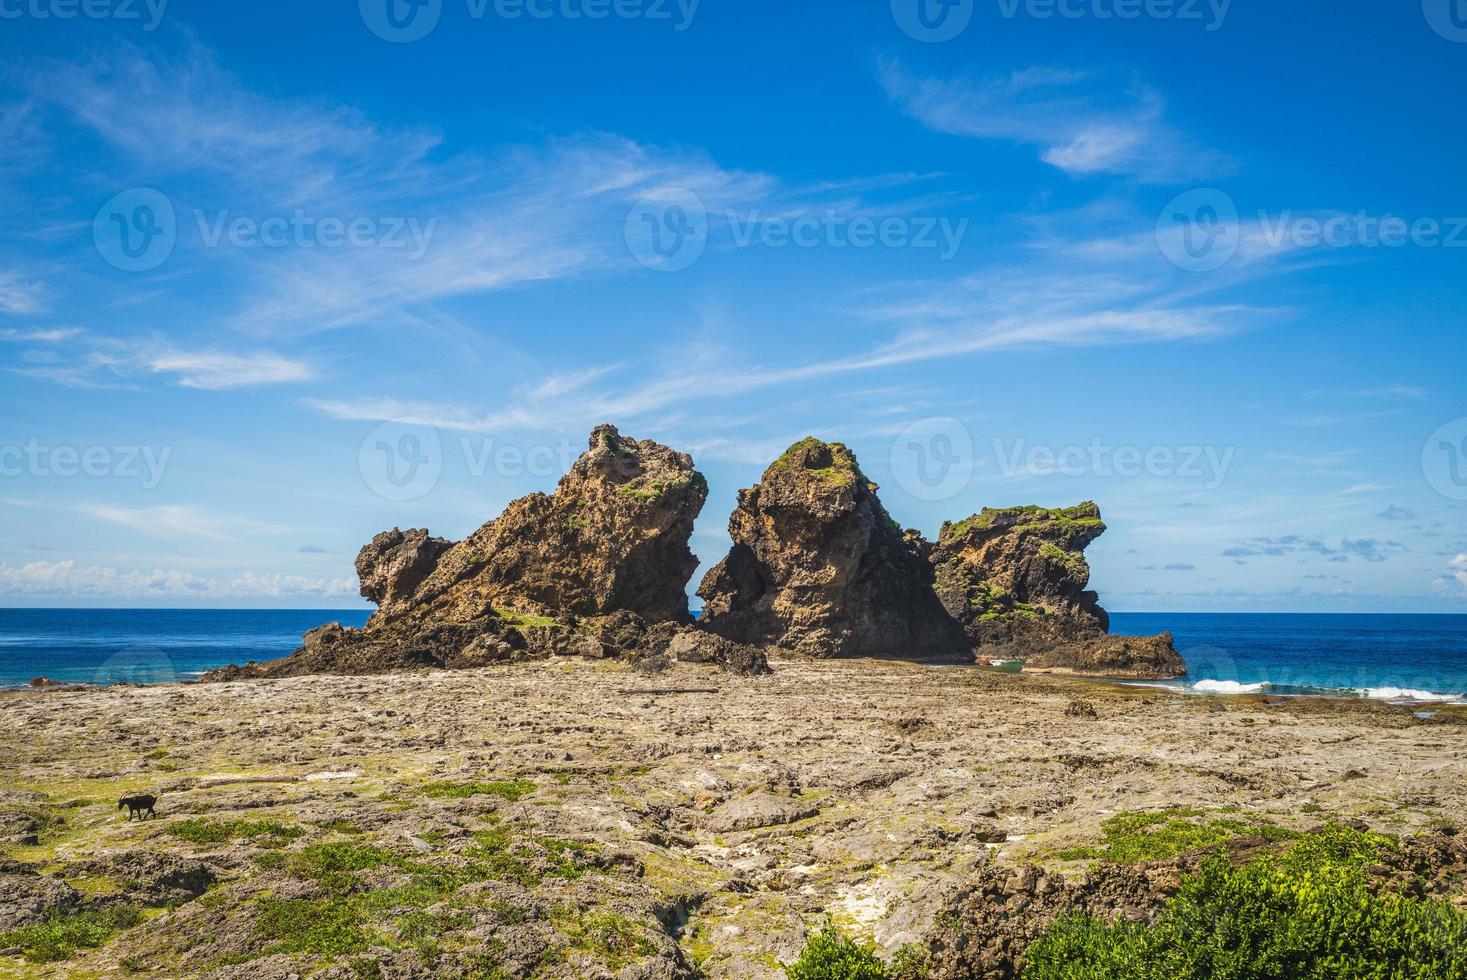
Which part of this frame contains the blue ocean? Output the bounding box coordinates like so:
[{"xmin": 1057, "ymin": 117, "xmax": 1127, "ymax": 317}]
[{"xmin": 1, "ymin": 609, "xmax": 1464, "ymax": 703}]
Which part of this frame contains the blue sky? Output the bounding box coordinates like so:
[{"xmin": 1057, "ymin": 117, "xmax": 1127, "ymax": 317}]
[{"xmin": 1, "ymin": 0, "xmax": 1464, "ymax": 611}]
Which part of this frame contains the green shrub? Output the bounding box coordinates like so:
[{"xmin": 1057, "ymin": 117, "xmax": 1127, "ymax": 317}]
[
  {"xmin": 0, "ymin": 905, "xmax": 142, "ymax": 963},
  {"xmin": 784, "ymin": 924, "xmax": 890, "ymax": 979},
  {"xmin": 1024, "ymin": 826, "xmax": 1467, "ymax": 979}
]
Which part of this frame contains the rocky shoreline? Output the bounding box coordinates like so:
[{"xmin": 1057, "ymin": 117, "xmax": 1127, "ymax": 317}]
[{"xmin": 2, "ymin": 660, "xmax": 1464, "ymax": 977}]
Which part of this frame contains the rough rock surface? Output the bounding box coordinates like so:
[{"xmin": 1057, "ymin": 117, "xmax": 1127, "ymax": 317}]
[
  {"xmin": 207, "ymin": 426, "xmax": 712, "ymax": 680},
  {"xmin": 1024, "ymin": 631, "xmax": 1187, "ymax": 680},
  {"xmin": 665, "ymin": 628, "xmax": 773, "ymax": 676},
  {"xmin": 354, "ymin": 527, "xmax": 453, "ymax": 620},
  {"xmin": 2, "ymin": 662, "xmax": 1462, "ymax": 978},
  {"xmin": 930, "ymin": 503, "xmax": 1110, "ymax": 655},
  {"xmin": 698, "ymin": 438, "xmax": 970, "ymax": 661}
]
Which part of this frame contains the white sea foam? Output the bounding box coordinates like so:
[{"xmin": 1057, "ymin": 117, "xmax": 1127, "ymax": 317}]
[
  {"xmin": 1356, "ymin": 686, "xmax": 1459, "ymax": 703},
  {"xmin": 1192, "ymin": 679, "xmax": 1268, "ymax": 695}
]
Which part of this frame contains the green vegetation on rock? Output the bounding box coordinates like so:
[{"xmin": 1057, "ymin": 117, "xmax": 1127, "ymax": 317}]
[
  {"xmin": 1024, "ymin": 825, "xmax": 1467, "ymax": 979},
  {"xmin": 1054, "ymin": 807, "xmax": 1296, "ymax": 864},
  {"xmin": 255, "ymin": 896, "xmax": 377, "ymax": 958},
  {"xmin": 165, "ymin": 817, "xmax": 305, "ymax": 846},
  {"xmin": 783, "ymin": 923, "xmax": 889, "ymax": 980},
  {"xmin": 420, "ymin": 778, "xmax": 537, "ymax": 801},
  {"xmin": 0, "ymin": 905, "xmax": 142, "ymax": 963}
]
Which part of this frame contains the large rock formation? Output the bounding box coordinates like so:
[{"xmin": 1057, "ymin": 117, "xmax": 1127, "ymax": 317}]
[
  {"xmin": 207, "ymin": 426, "xmax": 770, "ymax": 678},
  {"xmin": 931, "ymin": 503, "xmax": 1110, "ymax": 656},
  {"xmin": 697, "ymin": 438, "xmax": 971, "ymax": 662},
  {"xmin": 929, "ymin": 502, "xmax": 1183, "ymax": 678}
]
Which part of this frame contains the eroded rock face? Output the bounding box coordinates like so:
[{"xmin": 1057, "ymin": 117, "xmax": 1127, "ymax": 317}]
[
  {"xmin": 930, "ymin": 503, "xmax": 1110, "ymax": 656},
  {"xmin": 208, "ymin": 426, "xmax": 715, "ymax": 679},
  {"xmin": 356, "ymin": 528, "xmax": 453, "ymax": 621},
  {"xmin": 697, "ymin": 438, "xmax": 970, "ymax": 662},
  {"xmin": 1023, "ymin": 631, "xmax": 1187, "ymax": 680}
]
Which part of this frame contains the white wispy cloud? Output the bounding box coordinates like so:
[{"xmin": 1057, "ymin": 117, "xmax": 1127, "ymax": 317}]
[
  {"xmin": 146, "ymin": 350, "xmax": 315, "ymax": 389},
  {"xmin": 0, "ymin": 559, "xmax": 353, "ymax": 599},
  {"xmin": 878, "ymin": 60, "xmax": 1228, "ymax": 183},
  {"xmin": 74, "ymin": 503, "xmax": 288, "ymax": 542},
  {"xmin": 0, "ymin": 268, "xmax": 48, "ymax": 314},
  {"xmin": 0, "ymin": 326, "xmax": 81, "ymax": 342}
]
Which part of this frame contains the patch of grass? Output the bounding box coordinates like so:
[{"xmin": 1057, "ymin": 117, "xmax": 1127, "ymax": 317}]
[
  {"xmin": 255, "ymin": 897, "xmax": 376, "ymax": 958},
  {"xmin": 562, "ymin": 911, "xmax": 656, "ymax": 970},
  {"xmin": 491, "ymin": 609, "xmax": 558, "ymax": 629},
  {"xmin": 0, "ymin": 905, "xmax": 143, "ymax": 963},
  {"xmin": 1023, "ymin": 825, "xmax": 1467, "ymax": 979},
  {"xmin": 165, "ymin": 817, "xmax": 304, "ymax": 846},
  {"xmin": 285, "ymin": 841, "xmax": 400, "ymax": 894},
  {"xmin": 1055, "ymin": 808, "xmax": 1296, "ymax": 864},
  {"xmin": 421, "ymin": 778, "xmax": 536, "ymax": 802}
]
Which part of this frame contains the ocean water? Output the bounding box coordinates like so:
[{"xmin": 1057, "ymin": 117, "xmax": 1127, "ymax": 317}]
[
  {"xmin": 1, "ymin": 609, "xmax": 1464, "ymax": 703},
  {"xmin": 0, "ymin": 608, "xmax": 369, "ymax": 689},
  {"xmin": 1109, "ymin": 612, "xmax": 1467, "ymax": 704}
]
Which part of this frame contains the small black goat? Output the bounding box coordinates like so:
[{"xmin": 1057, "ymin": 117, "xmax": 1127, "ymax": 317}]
[{"xmin": 118, "ymin": 794, "xmax": 158, "ymax": 820}]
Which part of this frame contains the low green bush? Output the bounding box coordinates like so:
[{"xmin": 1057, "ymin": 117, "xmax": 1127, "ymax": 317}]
[
  {"xmin": 0, "ymin": 905, "xmax": 142, "ymax": 963},
  {"xmin": 1024, "ymin": 825, "xmax": 1467, "ymax": 979},
  {"xmin": 165, "ymin": 817, "xmax": 304, "ymax": 845},
  {"xmin": 784, "ymin": 924, "xmax": 890, "ymax": 980}
]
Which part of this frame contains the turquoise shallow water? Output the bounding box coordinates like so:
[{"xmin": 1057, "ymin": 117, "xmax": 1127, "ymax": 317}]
[{"xmin": 1, "ymin": 609, "xmax": 1464, "ymax": 703}]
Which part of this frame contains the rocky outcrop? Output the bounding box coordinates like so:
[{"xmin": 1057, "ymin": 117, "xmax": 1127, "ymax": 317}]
[
  {"xmin": 931, "ymin": 503, "xmax": 1109, "ymax": 654},
  {"xmin": 697, "ymin": 438, "xmax": 971, "ymax": 662},
  {"xmin": 928, "ymin": 502, "xmax": 1184, "ymax": 677},
  {"xmin": 1023, "ymin": 631, "xmax": 1186, "ymax": 680},
  {"xmin": 355, "ymin": 528, "xmax": 453, "ymax": 620},
  {"xmin": 208, "ymin": 426, "xmax": 724, "ymax": 679}
]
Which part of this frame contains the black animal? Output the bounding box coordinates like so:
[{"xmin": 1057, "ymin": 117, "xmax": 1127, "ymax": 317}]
[{"xmin": 119, "ymin": 794, "xmax": 158, "ymax": 820}]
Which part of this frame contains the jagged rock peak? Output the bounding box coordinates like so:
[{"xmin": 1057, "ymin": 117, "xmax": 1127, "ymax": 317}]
[
  {"xmin": 698, "ymin": 436, "xmax": 970, "ymax": 662},
  {"xmin": 356, "ymin": 528, "xmax": 454, "ymax": 620}
]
